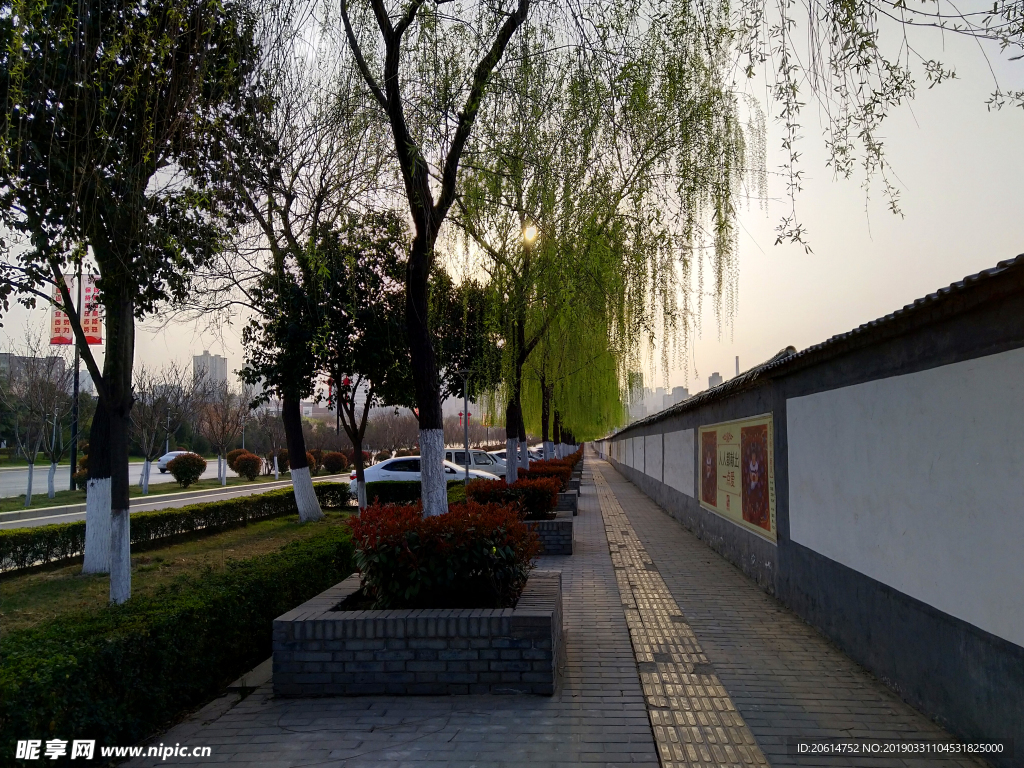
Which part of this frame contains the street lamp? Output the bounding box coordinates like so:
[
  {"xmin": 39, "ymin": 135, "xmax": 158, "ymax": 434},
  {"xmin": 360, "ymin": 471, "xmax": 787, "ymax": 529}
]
[{"xmin": 455, "ymin": 369, "xmax": 471, "ymax": 483}]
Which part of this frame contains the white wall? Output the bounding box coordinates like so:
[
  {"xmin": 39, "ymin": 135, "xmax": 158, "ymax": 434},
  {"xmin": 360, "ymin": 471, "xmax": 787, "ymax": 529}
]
[
  {"xmin": 625, "ymin": 438, "xmax": 633, "ymax": 468},
  {"xmin": 644, "ymin": 434, "xmax": 662, "ymax": 482},
  {"xmin": 788, "ymin": 347, "xmax": 1024, "ymax": 648},
  {"xmin": 664, "ymin": 429, "xmax": 695, "ymax": 498}
]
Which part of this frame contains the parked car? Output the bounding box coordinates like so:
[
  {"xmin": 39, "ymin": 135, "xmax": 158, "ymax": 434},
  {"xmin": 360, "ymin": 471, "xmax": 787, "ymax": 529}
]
[
  {"xmin": 350, "ymin": 457, "xmax": 499, "ymax": 484},
  {"xmin": 445, "ymin": 448, "xmax": 505, "ymax": 477},
  {"xmin": 488, "ymin": 447, "xmax": 543, "ymax": 465},
  {"xmin": 156, "ymin": 450, "xmax": 190, "ymax": 473}
]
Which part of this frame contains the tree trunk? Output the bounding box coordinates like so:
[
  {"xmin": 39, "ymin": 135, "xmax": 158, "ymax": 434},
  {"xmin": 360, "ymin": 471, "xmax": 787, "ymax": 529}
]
[
  {"xmin": 407, "ymin": 234, "xmax": 447, "ymax": 517},
  {"xmin": 282, "ymin": 396, "xmax": 322, "ymax": 522},
  {"xmin": 47, "ymin": 461, "xmax": 57, "ymax": 498},
  {"xmin": 108, "ymin": 399, "xmax": 132, "ymax": 605},
  {"xmin": 220, "ymin": 453, "xmax": 227, "ymax": 486},
  {"xmin": 518, "ymin": 407, "xmax": 529, "ymax": 471},
  {"xmin": 541, "ymin": 383, "xmax": 553, "ymax": 460},
  {"xmin": 24, "ymin": 461, "xmax": 34, "ymax": 506},
  {"xmin": 505, "ymin": 400, "xmax": 519, "ymax": 485},
  {"xmin": 553, "ymin": 411, "xmax": 562, "ymax": 459},
  {"xmin": 353, "ymin": 432, "xmax": 367, "ymax": 510},
  {"xmin": 273, "ymin": 454, "xmax": 280, "ymax": 480},
  {"xmin": 141, "ymin": 459, "xmax": 151, "ymax": 495},
  {"xmin": 83, "ymin": 400, "xmax": 112, "ymax": 574}
]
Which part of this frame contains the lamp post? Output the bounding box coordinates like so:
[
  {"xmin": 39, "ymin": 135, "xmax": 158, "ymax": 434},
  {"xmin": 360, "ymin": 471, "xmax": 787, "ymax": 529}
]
[{"xmin": 455, "ymin": 369, "xmax": 471, "ymax": 483}]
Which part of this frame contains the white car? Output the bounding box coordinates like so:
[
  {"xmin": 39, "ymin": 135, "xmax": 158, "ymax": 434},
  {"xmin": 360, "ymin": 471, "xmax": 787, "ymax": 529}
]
[
  {"xmin": 350, "ymin": 457, "xmax": 499, "ymax": 484},
  {"xmin": 445, "ymin": 448, "xmax": 505, "ymax": 477},
  {"xmin": 156, "ymin": 450, "xmax": 190, "ymax": 473},
  {"xmin": 489, "ymin": 447, "xmax": 543, "ymax": 465}
]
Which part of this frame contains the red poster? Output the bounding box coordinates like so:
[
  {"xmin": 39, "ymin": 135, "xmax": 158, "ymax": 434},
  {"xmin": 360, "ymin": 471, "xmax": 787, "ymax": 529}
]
[
  {"xmin": 50, "ymin": 278, "xmax": 73, "ymax": 345},
  {"xmin": 741, "ymin": 424, "xmax": 771, "ymax": 531},
  {"xmin": 700, "ymin": 430, "xmax": 717, "ymax": 505}
]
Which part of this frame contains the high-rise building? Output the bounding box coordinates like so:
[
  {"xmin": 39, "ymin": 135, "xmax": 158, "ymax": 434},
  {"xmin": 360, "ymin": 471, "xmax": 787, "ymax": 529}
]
[
  {"xmin": 671, "ymin": 386, "xmax": 689, "ymax": 405},
  {"xmin": 193, "ymin": 350, "xmax": 228, "ymax": 388},
  {"xmin": 708, "ymin": 372, "xmax": 723, "ymax": 389}
]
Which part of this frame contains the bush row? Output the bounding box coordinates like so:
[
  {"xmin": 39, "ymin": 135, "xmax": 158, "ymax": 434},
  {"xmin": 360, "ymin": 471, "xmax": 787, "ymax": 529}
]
[
  {"xmin": 0, "ymin": 525, "xmax": 355, "ymax": 764},
  {"xmin": 465, "ymin": 477, "xmax": 561, "ymax": 519},
  {"xmin": 363, "ymin": 479, "xmax": 464, "ymax": 506},
  {"xmin": 0, "ymin": 482, "xmax": 351, "ymax": 574},
  {"xmin": 348, "ymin": 501, "xmax": 538, "ymax": 610}
]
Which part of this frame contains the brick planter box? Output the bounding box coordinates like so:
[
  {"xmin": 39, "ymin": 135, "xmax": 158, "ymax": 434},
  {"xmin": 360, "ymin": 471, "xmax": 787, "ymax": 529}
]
[
  {"xmin": 556, "ymin": 492, "xmax": 578, "ymax": 516},
  {"xmin": 273, "ymin": 570, "xmax": 563, "ymax": 697},
  {"xmin": 524, "ymin": 511, "xmax": 573, "ymax": 555}
]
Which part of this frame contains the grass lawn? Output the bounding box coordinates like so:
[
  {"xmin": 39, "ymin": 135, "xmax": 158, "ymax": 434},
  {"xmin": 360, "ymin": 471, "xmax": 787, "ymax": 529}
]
[
  {"xmin": 0, "ymin": 511, "xmax": 352, "ymax": 637},
  {"xmin": 0, "ymin": 473, "xmax": 294, "ymax": 514}
]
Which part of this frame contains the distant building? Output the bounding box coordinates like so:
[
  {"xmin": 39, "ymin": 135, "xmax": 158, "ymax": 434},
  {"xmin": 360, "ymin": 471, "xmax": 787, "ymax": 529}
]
[
  {"xmin": 708, "ymin": 372, "xmax": 723, "ymax": 389},
  {"xmin": 671, "ymin": 386, "xmax": 689, "ymax": 405},
  {"xmin": 0, "ymin": 352, "xmax": 67, "ymax": 380},
  {"xmin": 193, "ymin": 350, "xmax": 228, "ymax": 389}
]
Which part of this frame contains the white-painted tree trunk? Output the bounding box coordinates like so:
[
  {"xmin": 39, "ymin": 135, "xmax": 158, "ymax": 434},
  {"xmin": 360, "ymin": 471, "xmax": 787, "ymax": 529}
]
[
  {"xmin": 47, "ymin": 461, "xmax": 57, "ymax": 498},
  {"xmin": 141, "ymin": 460, "xmax": 151, "ymax": 495},
  {"xmin": 356, "ymin": 480, "xmax": 367, "ymax": 510},
  {"xmin": 505, "ymin": 437, "xmax": 518, "ymax": 484},
  {"xmin": 273, "ymin": 454, "xmax": 280, "ymax": 480},
  {"xmin": 419, "ymin": 429, "xmax": 447, "ymax": 516},
  {"xmin": 109, "ymin": 508, "xmax": 131, "ymax": 604},
  {"xmin": 291, "ymin": 466, "xmax": 323, "ymax": 522},
  {"xmin": 543, "ymin": 441, "xmax": 554, "ymax": 460},
  {"xmin": 25, "ymin": 462, "xmax": 34, "ymax": 506},
  {"xmin": 82, "ymin": 477, "xmax": 112, "ymax": 574},
  {"xmin": 519, "ymin": 440, "xmax": 529, "ymax": 471},
  {"xmin": 220, "ymin": 453, "xmax": 227, "ymax": 486},
  {"xmin": 138, "ymin": 462, "xmax": 146, "ymax": 488}
]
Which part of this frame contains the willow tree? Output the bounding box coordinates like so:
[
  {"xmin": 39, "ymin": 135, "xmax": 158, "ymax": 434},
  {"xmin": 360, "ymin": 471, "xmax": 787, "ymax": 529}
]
[
  {"xmin": 450, "ymin": 8, "xmax": 748, "ymax": 476},
  {"xmin": 0, "ymin": 0, "xmax": 261, "ymax": 602}
]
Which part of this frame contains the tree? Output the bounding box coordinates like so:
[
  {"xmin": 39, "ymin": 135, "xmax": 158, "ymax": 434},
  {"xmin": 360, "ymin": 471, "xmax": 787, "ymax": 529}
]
[
  {"xmin": 0, "ymin": 0, "xmax": 264, "ymax": 603},
  {"xmin": 338, "ymin": 0, "xmax": 533, "ymax": 515},
  {"xmin": 130, "ymin": 363, "xmax": 203, "ymax": 494},
  {"xmin": 199, "ymin": 382, "xmax": 252, "ymax": 486},
  {"xmin": 203, "ymin": 5, "xmax": 393, "ymax": 522},
  {"xmin": 313, "ymin": 211, "xmax": 413, "ymax": 508},
  {"xmin": 0, "ymin": 343, "xmax": 73, "ymax": 503}
]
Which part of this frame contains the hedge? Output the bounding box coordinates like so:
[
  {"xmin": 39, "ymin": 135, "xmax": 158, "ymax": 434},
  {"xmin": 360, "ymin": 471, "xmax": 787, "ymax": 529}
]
[
  {"xmin": 465, "ymin": 477, "xmax": 561, "ymax": 519},
  {"xmin": 0, "ymin": 525, "xmax": 355, "ymax": 764},
  {"xmin": 0, "ymin": 482, "xmax": 351, "ymax": 574},
  {"xmin": 363, "ymin": 479, "xmax": 463, "ymax": 506},
  {"xmin": 348, "ymin": 501, "xmax": 537, "ymax": 609}
]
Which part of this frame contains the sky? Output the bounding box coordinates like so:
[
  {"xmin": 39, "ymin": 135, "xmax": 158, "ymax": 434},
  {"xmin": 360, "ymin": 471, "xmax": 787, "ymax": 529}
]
[{"xmin": 2, "ymin": 20, "xmax": 1022, "ymax": 401}]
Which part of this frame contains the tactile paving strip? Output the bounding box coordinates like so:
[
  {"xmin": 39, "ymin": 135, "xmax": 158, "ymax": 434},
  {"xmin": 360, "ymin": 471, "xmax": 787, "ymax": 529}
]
[{"xmin": 594, "ymin": 466, "xmax": 769, "ymax": 768}]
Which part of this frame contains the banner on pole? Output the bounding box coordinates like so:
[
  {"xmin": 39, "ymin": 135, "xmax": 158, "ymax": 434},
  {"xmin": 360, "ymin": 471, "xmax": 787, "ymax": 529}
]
[{"xmin": 50, "ymin": 275, "xmax": 102, "ymax": 346}]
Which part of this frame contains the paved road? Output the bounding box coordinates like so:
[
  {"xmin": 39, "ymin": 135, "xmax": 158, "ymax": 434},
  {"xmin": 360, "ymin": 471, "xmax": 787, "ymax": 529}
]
[{"xmin": 0, "ymin": 460, "xmax": 238, "ymax": 497}]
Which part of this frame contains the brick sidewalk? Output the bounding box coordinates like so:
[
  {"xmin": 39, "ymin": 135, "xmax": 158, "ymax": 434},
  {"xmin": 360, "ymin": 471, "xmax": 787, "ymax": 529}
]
[
  {"xmin": 128, "ymin": 477, "xmax": 658, "ymax": 768},
  {"xmin": 596, "ymin": 459, "xmax": 986, "ymax": 768}
]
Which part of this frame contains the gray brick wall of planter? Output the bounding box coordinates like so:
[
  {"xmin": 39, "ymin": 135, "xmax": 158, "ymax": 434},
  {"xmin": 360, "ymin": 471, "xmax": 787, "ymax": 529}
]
[
  {"xmin": 556, "ymin": 492, "xmax": 577, "ymax": 515},
  {"xmin": 273, "ymin": 570, "xmax": 563, "ymax": 697},
  {"xmin": 524, "ymin": 512, "xmax": 573, "ymax": 555}
]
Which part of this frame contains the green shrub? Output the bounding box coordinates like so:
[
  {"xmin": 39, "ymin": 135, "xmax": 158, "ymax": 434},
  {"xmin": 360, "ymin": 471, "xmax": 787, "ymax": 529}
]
[
  {"xmin": 348, "ymin": 501, "xmax": 538, "ymax": 609},
  {"xmin": 167, "ymin": 452, "xmax": 207, "ymax": 488},
  {"xmin": 322, "ymin": 451, "xmax": 348, "ymax": 474},
  {"xmin": 0, "ymin": 482, "xmax": 351, "ymax": 574},
  {"xmin": 234, "ymin": 452, "xmax": 262, "ymax": 481},
  {"xmin": 364, "ymin": 480, "xmax": 463, "ymax": 506},
  {"xmin": 226, "ymin": 448, "xmax": 248, "ymax": 471},
  {"xmin": 0, "ymin": 526, "xmax": 355, "ymax": 761},
  {"xmin": 466, "ymin": 477, "xmax": 561, "ymax": 519}
]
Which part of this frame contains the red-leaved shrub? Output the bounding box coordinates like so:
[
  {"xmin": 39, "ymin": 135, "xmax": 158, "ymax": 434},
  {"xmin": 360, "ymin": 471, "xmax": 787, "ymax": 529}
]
[
  {"xmin": 518, "ymin": 462, "xmax": 572, "ymax": 491},
  {"xmin": 347, "ymin": 501, "xmax": 539, "ymax": 609},
  {"xmin": 322, "ymin": 452, "xmax": 349, "ymax": 474},
  {"xmin": 466, "ymin": 477, "xmax": 561, "ymax": 519},
  {"xmin": 233, "ymin": 452, "xmax": 262, "ymax": 481}
]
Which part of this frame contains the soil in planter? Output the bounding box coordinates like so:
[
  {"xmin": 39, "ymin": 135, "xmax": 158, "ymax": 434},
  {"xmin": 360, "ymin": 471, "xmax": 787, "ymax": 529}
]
[{"xmin": 332, "ymin": 581, "xmax": 526, "ymax": 611}]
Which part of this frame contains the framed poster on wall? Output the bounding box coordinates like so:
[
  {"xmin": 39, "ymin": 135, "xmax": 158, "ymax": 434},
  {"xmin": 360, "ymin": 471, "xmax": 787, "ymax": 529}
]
[{"xmin": 698, "ymin": 413, "xmax": 777, "ymax": 542}]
